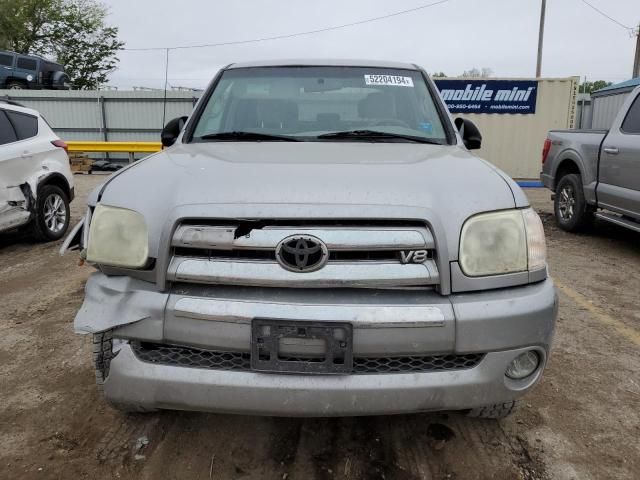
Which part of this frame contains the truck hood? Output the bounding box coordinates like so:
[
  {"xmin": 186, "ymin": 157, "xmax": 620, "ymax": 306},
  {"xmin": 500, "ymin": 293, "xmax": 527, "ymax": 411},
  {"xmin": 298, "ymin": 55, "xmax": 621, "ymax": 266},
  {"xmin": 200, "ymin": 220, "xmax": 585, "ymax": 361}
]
[{"xmin": 97, "ymin": 142, "xmax": 523, "ymax": 258}]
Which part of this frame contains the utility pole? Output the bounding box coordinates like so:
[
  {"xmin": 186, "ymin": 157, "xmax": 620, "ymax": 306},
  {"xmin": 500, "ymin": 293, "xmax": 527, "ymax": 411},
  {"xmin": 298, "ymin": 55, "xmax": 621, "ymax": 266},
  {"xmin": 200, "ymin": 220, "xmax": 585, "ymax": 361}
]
[
  {"xmin": 633, "ymin": 23, "xmax": 640, "ymax": 78},
  {"xmin": 536, "ymin": 0, "xmax": 547, "ymax": 78}
]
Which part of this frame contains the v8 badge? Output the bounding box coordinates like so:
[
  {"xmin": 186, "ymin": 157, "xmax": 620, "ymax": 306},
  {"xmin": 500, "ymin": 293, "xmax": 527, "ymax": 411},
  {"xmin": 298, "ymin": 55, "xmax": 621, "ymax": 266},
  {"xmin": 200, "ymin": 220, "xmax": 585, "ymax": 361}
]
[{"xmin": 399, "ymin": 250, "xmax": 430, "ymax": 264}]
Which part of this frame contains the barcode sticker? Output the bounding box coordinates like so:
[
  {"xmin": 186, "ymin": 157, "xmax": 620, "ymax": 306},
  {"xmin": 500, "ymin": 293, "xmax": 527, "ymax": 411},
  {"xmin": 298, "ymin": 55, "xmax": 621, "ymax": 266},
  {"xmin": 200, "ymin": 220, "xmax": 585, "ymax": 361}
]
[{"xmin": 364, "ymin": 75, "xmax": 414, "ymax": 87}]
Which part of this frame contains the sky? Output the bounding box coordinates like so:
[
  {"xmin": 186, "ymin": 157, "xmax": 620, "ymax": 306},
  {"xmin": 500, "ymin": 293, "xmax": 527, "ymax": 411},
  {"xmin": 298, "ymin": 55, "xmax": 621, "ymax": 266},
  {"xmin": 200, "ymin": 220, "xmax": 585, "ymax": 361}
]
[{"xmin": 103, "ymin": 0, "xmax": 639, "ymax": 90}]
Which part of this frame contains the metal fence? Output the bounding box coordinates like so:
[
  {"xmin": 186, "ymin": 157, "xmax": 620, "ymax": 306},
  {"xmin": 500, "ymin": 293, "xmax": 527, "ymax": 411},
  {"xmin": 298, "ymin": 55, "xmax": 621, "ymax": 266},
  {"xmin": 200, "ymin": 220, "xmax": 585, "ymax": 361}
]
[
  {"xmin": 591, "ymin": 91, "xmax": 631, "ymax": 130},
  {"xmin": 0, "ymin": 89, "xmax": 199, "ymax": 159},
  {"xmin": 586, "ymin": 79, "xmax": 640, "ymax": 129}
]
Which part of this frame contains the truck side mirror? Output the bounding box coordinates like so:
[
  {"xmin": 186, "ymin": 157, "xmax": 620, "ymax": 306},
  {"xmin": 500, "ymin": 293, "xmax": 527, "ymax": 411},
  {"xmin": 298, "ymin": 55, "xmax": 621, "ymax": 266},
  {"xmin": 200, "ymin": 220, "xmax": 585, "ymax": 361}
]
[
  {"xmin": 161, "ymin": 116, "xmax": 188, "ymax": 147},
  {"xmin": 455, "ymin": 118, "xmax": 482, "ymax": 150}
]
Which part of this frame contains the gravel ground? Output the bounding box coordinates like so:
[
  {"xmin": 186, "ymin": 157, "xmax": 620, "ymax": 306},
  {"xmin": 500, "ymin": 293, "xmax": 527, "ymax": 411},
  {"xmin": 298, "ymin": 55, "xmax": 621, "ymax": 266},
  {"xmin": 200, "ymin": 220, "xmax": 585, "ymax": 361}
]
[{"xmin": 0, "ymin": 175, "xmax": 639, "ymax": 480}]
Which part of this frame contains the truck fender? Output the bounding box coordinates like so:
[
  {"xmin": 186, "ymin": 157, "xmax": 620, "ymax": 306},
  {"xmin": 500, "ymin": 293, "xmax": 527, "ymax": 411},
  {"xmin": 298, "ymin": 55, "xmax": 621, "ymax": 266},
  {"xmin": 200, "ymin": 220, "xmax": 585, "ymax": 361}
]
[
  {"xmin": 552, "ymin": 152, "xmax": 585, "ymax": 186},
  {"xmin": 74, "ymin": 273, "xmax": 167, "ymax": 337},
  {"xmin": 552, "ymin": 153, "xmax": 599, "ymax": 205}
]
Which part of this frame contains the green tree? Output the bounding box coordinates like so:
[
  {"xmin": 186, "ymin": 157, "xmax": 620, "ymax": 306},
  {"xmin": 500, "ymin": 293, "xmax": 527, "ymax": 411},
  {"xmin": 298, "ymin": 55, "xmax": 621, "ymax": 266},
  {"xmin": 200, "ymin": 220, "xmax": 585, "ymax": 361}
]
[
  {"xmin": 44, "ymin": 0, "xmax": 124, "ymax": 89},
  {"xmin": 432, "ymin": 72, "xmax": 447, "ymax": 78},
  {"xmin": 0, "ymin": 0, "xmax": 55, "ymax": 52},
  {"xmin": 579, "ymin": 80, "xmax": 613, "ymax": 94},
  {"xmin": 0, "ymin": 0, "xmax": 124, "ymax": 89}
]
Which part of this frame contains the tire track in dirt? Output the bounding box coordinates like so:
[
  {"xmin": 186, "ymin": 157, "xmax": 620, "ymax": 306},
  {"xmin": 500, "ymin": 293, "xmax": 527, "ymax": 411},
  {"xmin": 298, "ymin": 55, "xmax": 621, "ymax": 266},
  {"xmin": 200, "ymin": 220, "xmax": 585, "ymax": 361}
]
[
  {"xmin": 269, "ymin": 416, "xmax": 412, "ymax": 480},
  {"xmin": 267, "ymin": 417, "xmax": 303, "ymax": 468},
  {"xmin": 136, "ymin": 413, "xmax": 300, "ymax": 479}
]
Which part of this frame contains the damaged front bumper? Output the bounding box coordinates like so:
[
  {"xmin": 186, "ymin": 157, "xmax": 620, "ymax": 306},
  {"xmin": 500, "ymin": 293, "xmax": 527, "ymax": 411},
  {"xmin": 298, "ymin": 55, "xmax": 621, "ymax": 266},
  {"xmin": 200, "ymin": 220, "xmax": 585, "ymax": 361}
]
[{"xmin": 76, "ymin": 272, "xmax": 558, "ymax": 416}]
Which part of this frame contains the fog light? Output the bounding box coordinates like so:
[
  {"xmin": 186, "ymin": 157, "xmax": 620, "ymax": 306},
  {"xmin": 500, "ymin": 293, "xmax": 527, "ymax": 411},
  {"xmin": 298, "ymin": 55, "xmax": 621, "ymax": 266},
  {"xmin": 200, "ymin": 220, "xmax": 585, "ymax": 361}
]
[{"xmin": 505, "ymin": 351, "xmax": 540, "ymax": 379}]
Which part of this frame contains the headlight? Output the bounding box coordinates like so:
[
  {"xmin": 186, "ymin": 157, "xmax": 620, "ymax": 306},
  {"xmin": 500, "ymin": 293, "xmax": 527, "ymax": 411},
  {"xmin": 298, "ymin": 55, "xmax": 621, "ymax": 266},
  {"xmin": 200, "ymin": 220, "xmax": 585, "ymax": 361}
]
[
  {"xmin": 459, "ymin": 208, "xmax": 546, "ymax": 277},
  {"xmin": 86, "ymin": 204, "xmax": 149, "ymax": 268},
  {"xmin": 522, "ymin": 207, "xmax": 547, "ymax": 271}
]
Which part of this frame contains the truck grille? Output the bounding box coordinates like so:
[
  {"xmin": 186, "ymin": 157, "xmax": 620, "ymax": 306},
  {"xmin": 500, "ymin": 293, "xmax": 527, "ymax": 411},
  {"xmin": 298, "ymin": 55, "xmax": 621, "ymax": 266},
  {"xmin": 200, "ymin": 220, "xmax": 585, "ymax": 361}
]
[
  {"xmin": 131, "ymin": 342, "xmax": 484, "ymax": 375},
  {"xmin": 166, "ymin": 221, "xmax": 439, "ymax": 288}
]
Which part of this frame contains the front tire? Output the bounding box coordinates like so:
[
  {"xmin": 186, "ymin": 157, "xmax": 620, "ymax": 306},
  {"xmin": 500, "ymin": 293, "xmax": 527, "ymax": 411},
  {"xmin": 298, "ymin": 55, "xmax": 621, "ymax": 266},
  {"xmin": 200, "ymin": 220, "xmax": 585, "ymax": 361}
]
[
  {"xmin": 32, "ymin": 185, "xmax": 70, "ymax": 241},
  {"xmin": 554, "ymin": 174, "xmax": 593, "ymax": 232},
  {"xmin": 93, "ymin": 331, "xmax": 156, "ymax": 413}
]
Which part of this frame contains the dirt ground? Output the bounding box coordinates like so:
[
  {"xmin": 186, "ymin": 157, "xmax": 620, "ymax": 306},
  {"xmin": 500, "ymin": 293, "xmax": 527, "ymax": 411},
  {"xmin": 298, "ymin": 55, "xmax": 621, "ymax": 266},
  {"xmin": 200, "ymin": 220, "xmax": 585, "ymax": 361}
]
[{"xmin": 1, "ymin": 175, "xmax": 639, "ymax": 480}]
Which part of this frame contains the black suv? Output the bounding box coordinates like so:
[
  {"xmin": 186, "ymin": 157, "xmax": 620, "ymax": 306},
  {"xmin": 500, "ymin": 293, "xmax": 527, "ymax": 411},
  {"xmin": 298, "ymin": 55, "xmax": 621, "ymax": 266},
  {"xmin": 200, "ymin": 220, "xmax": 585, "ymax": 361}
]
[{"xmin": 0, "ymin": 50, "xmax": 70, "ymax": 90}]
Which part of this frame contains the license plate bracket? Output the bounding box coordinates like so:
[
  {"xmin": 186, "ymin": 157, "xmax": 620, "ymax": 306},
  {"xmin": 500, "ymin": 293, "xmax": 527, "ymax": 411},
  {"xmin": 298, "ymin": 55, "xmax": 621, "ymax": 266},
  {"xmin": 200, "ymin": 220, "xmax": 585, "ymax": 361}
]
[{"xmin": 251, "ymin": 319, "xmax": 353, "ymax": 374}]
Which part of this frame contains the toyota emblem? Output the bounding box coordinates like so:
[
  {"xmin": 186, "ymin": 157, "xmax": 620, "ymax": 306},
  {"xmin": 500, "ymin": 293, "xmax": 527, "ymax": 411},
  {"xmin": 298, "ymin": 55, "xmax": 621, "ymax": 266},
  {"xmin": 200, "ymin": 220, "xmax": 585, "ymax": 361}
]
[{"xmin": 276, "ymin": 235, "xmax": 329, "ymax": 272}]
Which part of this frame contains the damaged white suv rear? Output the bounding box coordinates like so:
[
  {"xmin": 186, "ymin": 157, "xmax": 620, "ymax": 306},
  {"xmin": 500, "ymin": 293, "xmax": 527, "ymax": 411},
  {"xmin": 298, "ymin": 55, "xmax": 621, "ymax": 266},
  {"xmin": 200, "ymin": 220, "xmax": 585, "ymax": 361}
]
[
  {"xmin": 68, "ymin": 60, "xmax": 557, "ymax": 418},
  {"xmin": 0, "ymin": 100, "xmax": 73, "ymax": 240}
]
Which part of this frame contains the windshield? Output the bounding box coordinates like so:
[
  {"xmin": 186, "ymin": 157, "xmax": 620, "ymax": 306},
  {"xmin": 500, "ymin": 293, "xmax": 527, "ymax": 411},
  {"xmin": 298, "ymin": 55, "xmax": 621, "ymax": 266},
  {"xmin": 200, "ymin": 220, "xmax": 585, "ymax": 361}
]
[{"xmin": 191, "ymin": 66, "xmax": 449, "ymax": 143}]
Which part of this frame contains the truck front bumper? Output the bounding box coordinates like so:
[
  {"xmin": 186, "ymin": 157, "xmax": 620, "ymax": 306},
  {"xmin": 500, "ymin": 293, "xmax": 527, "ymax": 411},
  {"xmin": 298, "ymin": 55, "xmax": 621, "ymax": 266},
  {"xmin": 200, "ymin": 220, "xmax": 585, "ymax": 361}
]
[
  {"xmin": 106, "ymin": 344, "xmax": 548, "ymax": 416},
  {"xmin": 76, "ymin": 274, "xmax": 558, "ymax": 416}
]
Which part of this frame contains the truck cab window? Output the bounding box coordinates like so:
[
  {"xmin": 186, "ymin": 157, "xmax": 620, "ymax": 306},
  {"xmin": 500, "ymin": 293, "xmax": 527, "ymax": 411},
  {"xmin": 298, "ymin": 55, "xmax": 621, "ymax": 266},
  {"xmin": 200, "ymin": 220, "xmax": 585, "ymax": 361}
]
[
  {"xmin": 17, "ymin": 57, "xmax": 37, "ymax": 71},
  {"xmin": 0, "ymin": 54, "xmax": 13, "ymax": 67},
  {"xmin": 621, "ymin": 96, "xmax": 640, "ymax": 134}
]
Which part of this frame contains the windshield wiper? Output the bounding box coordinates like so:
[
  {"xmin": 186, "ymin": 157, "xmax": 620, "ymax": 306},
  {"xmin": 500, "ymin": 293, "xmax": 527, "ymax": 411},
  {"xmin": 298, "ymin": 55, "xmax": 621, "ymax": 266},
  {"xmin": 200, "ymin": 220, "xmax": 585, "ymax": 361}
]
[
  {"xmin": 316, "ymin": 130, "xmax": 442, "ymax": 144},
  {"xmin": 199, "ymin": 131, "xmax": 301, "ymax": 142}
]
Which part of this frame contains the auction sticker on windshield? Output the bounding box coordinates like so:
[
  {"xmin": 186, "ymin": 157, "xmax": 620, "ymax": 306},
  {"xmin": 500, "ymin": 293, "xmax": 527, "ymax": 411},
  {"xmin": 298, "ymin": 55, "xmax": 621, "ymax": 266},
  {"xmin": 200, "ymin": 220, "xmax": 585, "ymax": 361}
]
[{"xmin": 364, "ymin": 74, "xmax": 414, "ymax": 87}]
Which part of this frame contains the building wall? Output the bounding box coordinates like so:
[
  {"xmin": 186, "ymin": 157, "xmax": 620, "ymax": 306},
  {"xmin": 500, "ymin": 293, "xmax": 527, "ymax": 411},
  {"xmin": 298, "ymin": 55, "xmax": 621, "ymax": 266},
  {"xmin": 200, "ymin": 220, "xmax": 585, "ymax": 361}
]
[{"xmin": 451, "ymin": 78, "xmax": 579, "ymax": 179}]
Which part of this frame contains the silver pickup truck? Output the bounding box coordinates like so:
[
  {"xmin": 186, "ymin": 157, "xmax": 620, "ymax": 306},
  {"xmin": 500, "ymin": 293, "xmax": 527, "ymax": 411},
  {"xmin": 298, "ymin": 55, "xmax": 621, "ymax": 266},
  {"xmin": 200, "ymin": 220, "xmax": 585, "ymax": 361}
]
[
  {"xmin": 65, "ymin": 60, "xmax": 557, "ymax": 418},
  {"xmin": 541, "ymin": 85, "xmax": 640, "ymax": 232}
]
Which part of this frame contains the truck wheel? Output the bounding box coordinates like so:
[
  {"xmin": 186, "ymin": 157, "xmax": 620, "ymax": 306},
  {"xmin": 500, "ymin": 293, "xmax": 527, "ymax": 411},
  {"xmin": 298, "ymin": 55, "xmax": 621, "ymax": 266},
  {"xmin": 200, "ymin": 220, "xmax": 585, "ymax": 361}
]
[
  {"xmin": 466, "ymin": 400, "xmax": 518, "ymax": 419},
  {"xmin": 93, "ymin": 331, "xmax": 156, "ymax": 413},
  {"xmin": 6, "ymin": 81, "xmax": 25, "ymax": 89},
  {"xmin": 58, "ymin": 73, "xmax": 71, "ymax": 90},
  {"xmin": 32, "ymin": 185, "xmax": 70, "ymax": 241},
  {"xmin": 554, "ymin": 174, "xmax": 593, "ymax": 232},
  {"xmin": 93, "ymin": 330, "xmax": 114, "ymax": 392}
]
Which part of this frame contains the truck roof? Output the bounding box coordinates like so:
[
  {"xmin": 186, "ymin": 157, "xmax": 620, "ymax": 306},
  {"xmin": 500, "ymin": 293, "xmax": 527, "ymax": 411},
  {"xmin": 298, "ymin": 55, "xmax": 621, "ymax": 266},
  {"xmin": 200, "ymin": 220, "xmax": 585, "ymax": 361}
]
[
  {"xmin": 227, "ymin": 59, "xmax": 419, "ymax": 70},
  {"xmin": 0, "ymin": 49, "xmax": 63, "ymax": 67}
]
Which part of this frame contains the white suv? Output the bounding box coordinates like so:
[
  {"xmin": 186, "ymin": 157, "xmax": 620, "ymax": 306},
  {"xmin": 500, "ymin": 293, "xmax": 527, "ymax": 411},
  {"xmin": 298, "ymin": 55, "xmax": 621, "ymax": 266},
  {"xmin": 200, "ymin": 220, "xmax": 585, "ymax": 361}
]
[{"xmin": 0, "ymin": 100, "xmax": 74, "ymax": 241}]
